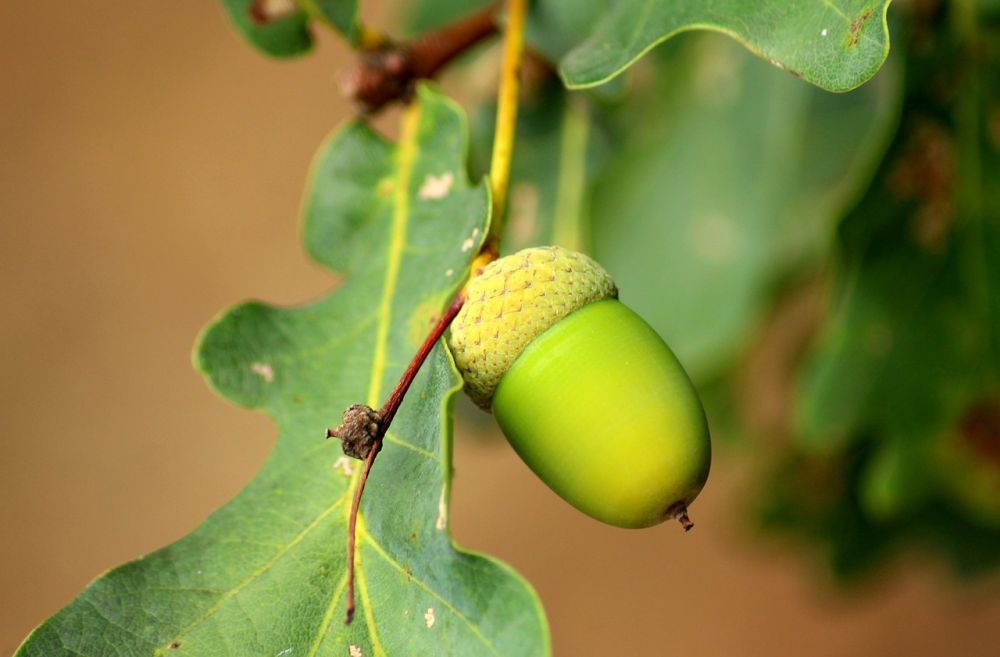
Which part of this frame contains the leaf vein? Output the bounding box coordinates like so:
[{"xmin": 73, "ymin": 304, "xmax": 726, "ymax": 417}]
[
  {"xmin": 361, "ymin": 530, "xmax": 502, "ymax": 657},
  {"xmin": 160, "ymin": 497, "xmax": 345, "ymax": 651},
  {"xmin": 356, "ymin": 565, "xmax": 388, "ymax": 657},
  {"xmin": 305, "ymin": 573, "xmax": 349, "ymax": 657},
  {"xmin": 384, "ymin": 431, "xmax": 439, "ymax": 462}
]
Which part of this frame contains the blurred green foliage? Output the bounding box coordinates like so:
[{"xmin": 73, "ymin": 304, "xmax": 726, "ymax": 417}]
[{"xmin": 764, "ymin": 3, "xmax": 1000, "ymax": 577}]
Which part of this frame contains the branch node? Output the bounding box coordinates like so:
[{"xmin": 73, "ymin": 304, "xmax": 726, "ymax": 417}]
[{"xmin": 340, "ymin": 5, "xmax": 499, "ymax": 114}]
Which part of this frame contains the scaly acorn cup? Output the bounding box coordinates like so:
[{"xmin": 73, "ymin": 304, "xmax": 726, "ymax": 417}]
[{"xmin": 449, "ymin": 246, "xmax": 711, "ymax": 529}]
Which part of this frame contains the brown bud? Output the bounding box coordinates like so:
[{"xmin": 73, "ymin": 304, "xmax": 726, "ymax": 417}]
[{"xmin": 327, "ymin": 404, "xmax": 382, "ymax": 460}]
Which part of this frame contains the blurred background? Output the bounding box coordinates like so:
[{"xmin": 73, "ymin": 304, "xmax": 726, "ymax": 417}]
[{"xmin": 1, "ymin": 2, "xmax": 998, "ymax": 656}]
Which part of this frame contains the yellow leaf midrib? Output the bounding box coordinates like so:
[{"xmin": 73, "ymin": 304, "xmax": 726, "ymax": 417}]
[
  {"xmin": 365, "ymin": 102, "xmax": 421, "ymax": 409},
  {"xmin": 320, "ymin": 100, "xmax": 423, "ymax": 657}
]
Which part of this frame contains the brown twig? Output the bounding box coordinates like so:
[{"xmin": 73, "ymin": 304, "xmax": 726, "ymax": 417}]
[
  {"xmin": 340, "ymin": 5, "xmax": 500, "ymax": 114},
  {"xmin": 333, "ymin": 293, "xmax": 466, "ymax": 624},
  {"xmin": 343, "ymin": 431, "xmax": 381, "ymax": 625}
]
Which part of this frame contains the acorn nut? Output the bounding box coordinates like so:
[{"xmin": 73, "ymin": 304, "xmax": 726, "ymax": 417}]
[{"xmin": 449, "ymin": 246, "xmax": 711, "ymax": 529}]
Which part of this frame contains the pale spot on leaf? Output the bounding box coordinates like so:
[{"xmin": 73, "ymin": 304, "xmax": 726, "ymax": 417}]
[
  {"xmin": 349, "ymin": 646, "xmax": 363, "ymax": 657},
  {"xmin": 435, "ymin": 489, "xmax": 448, "ymax": 530},
  {"xmin": 333, "ymin": 456, "xmax": 354, "ymax": 477},
  {"xmin": 418, "ymin": 172, "xmax": 454, "ymax": 199},
  {"xmin": 257, "ymin": 0, "xmax": 296, "ymax": 18},
  {"xmin": 461, "ymin": 227, "xmax": 481, "ymax": 252},
  {"xmin": 251, "ymin": 362, "xmax": 274, "ymax": 383},
  {"xmin": 424, "ymin": 607, "xmax": 436, "ymax": 628}
]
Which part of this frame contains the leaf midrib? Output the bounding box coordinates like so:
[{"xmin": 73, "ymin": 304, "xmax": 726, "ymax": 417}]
[
  {"xmin": 365, "ymin": 102, "xmax": 421, "ymax": 409},
  {"xmin": 314, "ymin": 99, "xmax": 424, "ymax": 656}
]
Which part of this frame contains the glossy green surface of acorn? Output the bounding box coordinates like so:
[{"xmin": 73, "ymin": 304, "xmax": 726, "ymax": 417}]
[{"xmin": 449, "ymin": 246, "xmax": 710, "ymax": 529}]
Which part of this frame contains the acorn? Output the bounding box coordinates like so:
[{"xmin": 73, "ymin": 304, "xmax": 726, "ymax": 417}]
[{"xmin": 449, "ymin": 246, "xmax": 710, "ymax": 529}]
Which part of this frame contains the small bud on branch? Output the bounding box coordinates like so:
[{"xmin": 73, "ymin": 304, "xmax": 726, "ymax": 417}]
[{"xmin": 327, "ymin": 404, "xmax": 381, "ymax": 460}]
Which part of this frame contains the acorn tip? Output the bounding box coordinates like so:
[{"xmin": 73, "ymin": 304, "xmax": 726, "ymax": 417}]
[{"xmin": 667, "ymin": 502, "xmax": 694, "ymax": 531}]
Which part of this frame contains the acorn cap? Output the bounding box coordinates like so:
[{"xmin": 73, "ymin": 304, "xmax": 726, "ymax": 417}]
[{"xmin": 449, "ymin": 246, "xmax": 617, "ymax": 409}]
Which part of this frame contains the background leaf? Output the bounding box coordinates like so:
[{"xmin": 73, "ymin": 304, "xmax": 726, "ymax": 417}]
[
  {"xmin": 221, "ymin": 0, "xmax": 360, "ymax": 57},
  {"xmin": 15, "ymin": 86, "xmax": 549, "ymax": 657},
  {"xmin": 304, "ymin": 0, "xmax": 362, "ymax": 42},
  {"xmin": 590, "ymin": 33, "xmax": 900, "ymax": 379},
  {"xmin": 560, "ymin": 0, "xmax": 893, "ymax": 92},
  {"xmin": 221, "ymin": 0, "xmax": 313, "ymax": 57},
  {"xmin": 759, "ymin": 7, "xmax": 1000, "ymax": 577}
]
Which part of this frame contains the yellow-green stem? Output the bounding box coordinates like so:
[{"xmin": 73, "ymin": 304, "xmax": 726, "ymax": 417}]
[{"xmin": 483, "ymin": 0, "xmax": 528, "ymax": 256}]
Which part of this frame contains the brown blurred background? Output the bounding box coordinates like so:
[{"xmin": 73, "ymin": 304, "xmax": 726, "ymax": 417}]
[{"xmin": 2, "ymin": 3, "xmax": 998, "ymax": 656}]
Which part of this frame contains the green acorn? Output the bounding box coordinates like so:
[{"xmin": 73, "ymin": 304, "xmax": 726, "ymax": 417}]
[{"xmin": 449, "ymin": 246, "xmax": 710, "ymax": 529}]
